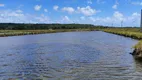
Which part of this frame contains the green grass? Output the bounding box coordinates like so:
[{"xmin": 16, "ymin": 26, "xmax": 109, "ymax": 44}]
[
  {"xmin": 134, "ymin": 41, "xmax": 142, "ymax": 49},
  {"xmin": 100, "ymin": 28, "xmax": 142, "ymax": 39},
  {"xmin": 0, "ymin": 29, "xmax": 95, "ymax": 37}
]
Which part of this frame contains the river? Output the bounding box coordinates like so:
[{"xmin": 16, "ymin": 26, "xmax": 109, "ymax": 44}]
[{"xmin": 0, "ymin": 31, "xmax": 142, "ymax": 80}]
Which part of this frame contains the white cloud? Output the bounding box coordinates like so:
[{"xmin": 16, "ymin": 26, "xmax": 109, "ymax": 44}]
[
  {"xmin": 131, "ymin": 1, "xmax": 142, "ymax": 6},
  {"xmin": 44, "ymin": 9, "xmax": 48, "ymax": 12},
  {"xmin": 89, "ymin": 17, "xmax": 96, "ymax": 22},
  {"xmin": 80, "ymin": 16, "xmax": 85, "ymax": 20},
  {"xmin": 77, "ymin": 6, "xmax": 99, "ymax": 16},
  {"xmin": 87, "ymin": 0, "xmax": 92, "ymax": 4},
  {"xmin": 16, "ymin": 10, "xmax": 23, "ymax": 13},
  {"xmin": 0, "ymin": 4, "xmax": 5, "ymax": 7},
  {"xmin": 113, "ymin": 11, "xmax": 124, "ymax": 21},
  {"xmin": 0, "ymin": 10, "xmax": 50, "ymax": 23},
  {"xmin": 88, "ymin": 11, "xmax": 140, "ymax": 27},
  {"xmin": 18, "ymin": 5, "xmax": 24, "ymax": 8},
  {"xmin": 112, "ymin": 4, "xmax": 117, "ymax": 9},
  {"xmin": 97, "ymin": 0, "xmax": 105, "ymax": 4},
  {"xmin": 89, "ymin": 17, "xmax": 113, "ymax": 24},
  {"xmin": 113, "ymin": 11, "xmax": 123, "ymax": 18},
  {"xmin": 63, "ymin": 16, "xmax": 70, "ymax": 21},
  {"xmin": 132, "ymin": 12, "xmax": 140, "ymax": 16},
  {"xmin": 59, "ymin": 16, "xmax": 73, "ymax": 23},
  {"xmin": 35, "ymin": 14, "xmax": 49, "ymax": 23},
  {"xmin": 53, "ymin": 5, "xmax": 59, "ymax": 11},
  {"xmin": 62, "ymin": 7, "xmax": 75, "ymax": 13},
  {"xmin": 34, "ymin": 5, "xmax": 42, "ymax": 11},
  {"xmin": 112, "ymin": 0, "xmax": 119, "ymax": 9},
  {"xmin": 127, "ymin": 12, "xmax": 140, "ymax": 26}
]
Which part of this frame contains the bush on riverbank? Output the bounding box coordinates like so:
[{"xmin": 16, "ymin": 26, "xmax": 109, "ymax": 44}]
[{"xmin": 132, "ymin": 41, "xmax": 142, "ymax": 59}]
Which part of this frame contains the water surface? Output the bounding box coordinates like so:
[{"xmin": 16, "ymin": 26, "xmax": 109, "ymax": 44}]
[{"xmin": 0, "ymin": 31, "xmax": 142, "ymax": 80}]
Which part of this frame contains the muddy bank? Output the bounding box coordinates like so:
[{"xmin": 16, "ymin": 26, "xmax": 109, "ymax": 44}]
[{"xmin": 131, "ymin": 41, "xmax": 142, "ymax": 59}]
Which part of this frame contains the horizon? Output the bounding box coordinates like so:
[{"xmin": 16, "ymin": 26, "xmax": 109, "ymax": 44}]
[{"xmin": 0, "ymin": 0, "xmax": 142, "ymax": 27}]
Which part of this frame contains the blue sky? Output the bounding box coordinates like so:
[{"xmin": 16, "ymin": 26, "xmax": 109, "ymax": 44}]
[{"xmin": 0, "ymin": 0, "xmax": 142, "ymax": 27}]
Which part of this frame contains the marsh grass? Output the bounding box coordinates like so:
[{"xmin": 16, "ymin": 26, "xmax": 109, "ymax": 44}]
[
  {"xmin": 134, "ymin": 41, "xmax": 142, "ymax": 49},
  {"xmin": 0, "ymin": 29, "xmax": 95, "ymax": 37},
  {"xmin": 100, "ymin": 28, "xmax": 142, "ymax": 39}
]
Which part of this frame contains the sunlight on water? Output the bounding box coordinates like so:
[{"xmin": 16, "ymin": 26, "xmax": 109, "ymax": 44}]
[{"xmin": 0, "ymin": 31, "xmax": 141, "ymax": 80}]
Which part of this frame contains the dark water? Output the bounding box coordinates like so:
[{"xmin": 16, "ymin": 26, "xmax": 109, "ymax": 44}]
[{"xmin": 0, "ymin": 31, "xmax": 142, "ymax": 80}]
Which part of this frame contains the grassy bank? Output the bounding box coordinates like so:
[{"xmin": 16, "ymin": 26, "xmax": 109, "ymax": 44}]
[
  {"xmin": 100, "ymin": 28, "xmax": 142, "ymax": 39},
  {"xmin": 0, "ymin": 29, "xmax": 95, "ymax": 37},
  {"xmin": 100, "ymin": 27, "xmax": 142, "ymax": 59}
]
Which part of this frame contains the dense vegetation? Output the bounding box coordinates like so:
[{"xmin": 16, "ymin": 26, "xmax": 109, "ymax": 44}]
[
  {"xmin": 0, "ymin": 23, "xmax": 103, "ymax": 30},
  {"xmin": 0, "ymin": 23, "xmax": 106, "ymax": 37},
  {"xmin": 0, "ymin": 29, "xmax": 95, "ymax": 37}
]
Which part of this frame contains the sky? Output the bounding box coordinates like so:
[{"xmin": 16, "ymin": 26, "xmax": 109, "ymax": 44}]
[{"xmin": 0, "ymin": 0, "xmax": 142, "ymax": 27}]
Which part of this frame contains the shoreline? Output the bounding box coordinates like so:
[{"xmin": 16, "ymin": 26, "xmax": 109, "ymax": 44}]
[
  {"xmin": 1, "ymin": 28, "xmax": 142, "ymax": 59},
  {"xmin": 100, "ymin": 28, "xmax": 142, "ymax": 59},
  {"xmin": 0, "ymin": 29, "xmax": 95, "ymax": 37}
]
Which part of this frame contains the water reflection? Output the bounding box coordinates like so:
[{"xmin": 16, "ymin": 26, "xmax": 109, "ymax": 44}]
[{"xmin": 0, "ymin": 31, "xmax": 142, "ymax": 80}]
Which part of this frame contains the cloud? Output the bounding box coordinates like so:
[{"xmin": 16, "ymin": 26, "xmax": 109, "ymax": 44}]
[
  {"xmin": 53, "ymin": 5, "xmax": 59, "ymax": 11},
  {"xmin": 131, "ymin": 1, "xmax": 142, "ymax": 6},
  {"xmin": 112, "ymin": 4, "xmax": 117, "ymax": 9},
  {"xmin": 77, "ymin": 6, "xmax": 100, "ymax": 16},
  {"xmin": 89, "ymin": 11, "xmax": 124, "ymax": 25},
  {"xmin": 34, "ymin": 5, "xmax": 42, "ymax": 11},
  {"xmin": 0, "ymin": 10, "xmax": 50, "ymax": 23},
  {"xmin": 0, "ymin": 4, "xmax": 5, "ymax": 7},
  {"xmin": 89, "ymin": 17, "xmax": 96, "ymax": 22},
  {"xmin": 97, "ymin": 0, "xmax": 105, "ymax": 4},
  {"xmin": 35, "ymin": 14, "xmax": 49, "ymax": 23},
  {"xmin": 88, "ymin": 11, "xmax": 140, "ymax": 27},
  {"xmin": 62, "ymin": 7, "xmax": 75, "ymax": 13},
  {"xmin": 113, "ymin": 11, "xmax": 124, "ymax": 21},
  {"xmin": 132, "ymin": 12, "xmax": 140, "ymax": 16},
  {"xmin": 112, "ymin": 0, "xmax": 119, "ymax": 9},
  {"xmin": 60, "ymin": 16, "xmax": 72, "ymax": 23},
  {"xmin": 80, "ymin": 16, "xmax": 85, "ymax": 20},
  {"xmin": 127, "ymin": 12, "xmax": 140, "ymax": 26},
  {"xmin": 62, "ymin": 16, "xmax": 70, "ymax": 21},
  {"xmin": 16, "ymin": 10, "xmax": 23, "ymax": 13},
  {"xmin": 87, "ymin": 0, "xmax": 92, "ymax": 4},
  {"xmin": 44, "ymin": 9, "xmax": 48, "ymax": 12}
]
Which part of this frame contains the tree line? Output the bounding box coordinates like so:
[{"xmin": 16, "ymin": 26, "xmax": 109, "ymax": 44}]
[{"xmin": 0, "ymin": 23, "xmax": 105, "ymax": 30}]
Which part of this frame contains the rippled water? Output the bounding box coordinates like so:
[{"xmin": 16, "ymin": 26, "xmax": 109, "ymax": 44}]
[{"xmin": 0, "ymin": 31, "xmax": 142, "ymax": 80}]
